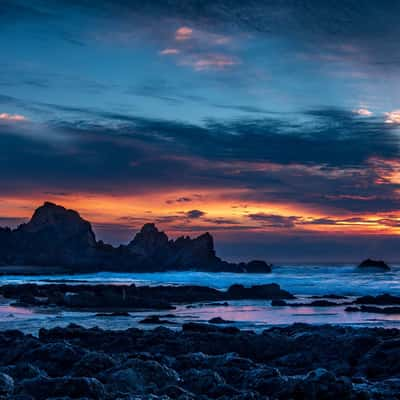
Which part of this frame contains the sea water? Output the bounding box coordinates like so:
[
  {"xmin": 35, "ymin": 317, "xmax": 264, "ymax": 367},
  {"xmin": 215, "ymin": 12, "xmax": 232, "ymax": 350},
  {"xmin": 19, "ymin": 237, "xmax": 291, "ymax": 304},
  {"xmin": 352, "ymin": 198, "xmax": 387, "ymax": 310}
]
[{"xmin": 0, "ymin": 265, "xmax": 399, "ymax": 334}]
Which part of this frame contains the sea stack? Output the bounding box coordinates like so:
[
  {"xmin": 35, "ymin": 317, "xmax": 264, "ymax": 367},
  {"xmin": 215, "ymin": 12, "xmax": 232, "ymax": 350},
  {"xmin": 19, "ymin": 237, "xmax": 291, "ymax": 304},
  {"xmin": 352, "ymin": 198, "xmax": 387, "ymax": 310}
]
[{"xmin": 357, "ymin": 258, "xmax": 390, "ymax": 272}]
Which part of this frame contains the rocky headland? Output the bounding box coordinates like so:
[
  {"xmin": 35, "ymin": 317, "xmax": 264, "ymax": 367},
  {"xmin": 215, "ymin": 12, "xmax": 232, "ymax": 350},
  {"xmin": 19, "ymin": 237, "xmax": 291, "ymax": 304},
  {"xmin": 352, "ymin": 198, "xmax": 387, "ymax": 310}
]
[
  {"xmin": 0, "ymin": 202, "xmax": 272, "ymax": 274},
  {"xmin": 0, "ymin": 323, "xmax": 398, "ymax": 399}
]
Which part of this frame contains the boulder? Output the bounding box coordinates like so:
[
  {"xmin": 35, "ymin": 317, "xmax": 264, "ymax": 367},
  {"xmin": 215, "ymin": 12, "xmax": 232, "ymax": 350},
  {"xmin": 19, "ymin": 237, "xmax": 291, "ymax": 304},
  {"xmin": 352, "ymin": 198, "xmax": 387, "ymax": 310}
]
[
  {"xmin": 103, "ymin": 358, "xmax": 179, "ymax": 394},
  {"xmin": 18, "ymin": 376, "xmax": 105, "ymax": 400},
  {"xmin": 181, "ymin": 368, "xmax": 225, "ymax": 395},
  {"xmin": 357, "ymin": 259, "xmax": 390, "ymax": 271},
  {"xmin": 0, "ymin": 372, "xmax": 14, "ymax": 396},
  {"xmin": 226, "ymin": 284, "xmax": 295, "ymax": 300},
  {"xmin": 71, "ymin": 351, "xmax": 116, "ymax": 377},
  {"xmin": 238, "ymin": 260, "xmax": 272, "ymax": 273}
]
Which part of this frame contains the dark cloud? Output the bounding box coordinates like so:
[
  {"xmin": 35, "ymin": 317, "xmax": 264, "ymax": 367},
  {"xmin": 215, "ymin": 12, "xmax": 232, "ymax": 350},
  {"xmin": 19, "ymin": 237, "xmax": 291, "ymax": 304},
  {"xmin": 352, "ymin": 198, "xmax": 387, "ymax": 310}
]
[
  {"xmin": 15, "ymin": 1, "xmax": 400, "ymax": 70},
  {"xmin": 186, "ymin": 209, "xmax": 206, "ymax": 219},
  {"xmin": 248, "ymin": 213, "xmax": 299, "ymax": 228},
  {"xmin": 0, "ymin": 105, "xmax": 399, "ymax": 213}
]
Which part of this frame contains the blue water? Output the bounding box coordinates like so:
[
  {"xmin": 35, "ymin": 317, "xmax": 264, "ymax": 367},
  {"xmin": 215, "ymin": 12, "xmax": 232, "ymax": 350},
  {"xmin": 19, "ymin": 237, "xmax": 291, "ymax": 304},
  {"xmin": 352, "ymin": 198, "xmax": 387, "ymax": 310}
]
[
  {"xmin": 1, "ymin": 265, "xmax": 400, "ymax": 333},
  {"xmin": 1, "ymin": 265, "xmax": 399, "ymax": 296}
]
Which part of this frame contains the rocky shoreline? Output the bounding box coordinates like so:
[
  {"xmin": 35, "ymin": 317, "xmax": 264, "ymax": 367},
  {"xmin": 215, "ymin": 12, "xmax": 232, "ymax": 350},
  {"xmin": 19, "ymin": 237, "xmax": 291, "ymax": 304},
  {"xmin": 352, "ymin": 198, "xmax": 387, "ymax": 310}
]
[
  {"xmin": 0, "ymin": 322, "xmax": 398, "ymax": 399},
  {"xmin": 0, "ymin": 283, "xmax": 294, "ymax": 311}
]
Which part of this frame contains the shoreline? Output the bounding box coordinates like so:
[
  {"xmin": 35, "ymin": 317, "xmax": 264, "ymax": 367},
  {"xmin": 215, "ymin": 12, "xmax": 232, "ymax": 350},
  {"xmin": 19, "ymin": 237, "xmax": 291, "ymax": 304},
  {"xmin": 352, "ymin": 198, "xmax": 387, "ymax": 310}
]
[{"xmin": 0, "ymin": 322, "xmax": 398, "ymax": 399}]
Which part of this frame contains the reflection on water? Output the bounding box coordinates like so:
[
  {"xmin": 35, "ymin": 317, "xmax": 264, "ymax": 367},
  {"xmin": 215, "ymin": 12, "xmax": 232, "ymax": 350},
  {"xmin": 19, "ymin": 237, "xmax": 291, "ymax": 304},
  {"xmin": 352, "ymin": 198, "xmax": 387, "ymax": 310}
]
[
  {"xmin": 1, "ymin": 265, "xmax": 400, "ymax": 334},
  {"xmin": 1, "ymin": 297, "xmax": 400, "ymax": 335}
]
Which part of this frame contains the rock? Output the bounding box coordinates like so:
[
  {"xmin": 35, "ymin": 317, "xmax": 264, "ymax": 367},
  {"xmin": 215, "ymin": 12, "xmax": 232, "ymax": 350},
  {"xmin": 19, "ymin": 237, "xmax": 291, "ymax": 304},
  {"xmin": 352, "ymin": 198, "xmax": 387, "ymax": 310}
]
[
  {"xmin": 181, "ymin": 368, "xmax": 225, "ymax": 395},
  {"xmin": 0, "ymin": 372, "xmax": 14, "ymax": 396},
  {"xmin": 357, "ymin": 259, "xmax": 390, "ymax": 271},
  {"xmin": 354, "ymin": 294, "xmax": 400, "ymax": 305},
  {"xmin": 358, "ymin": 339, "xmax": 400, "ymax": 379},
  {"xmin": 226, "ymin": 283, "xmax": 295, "ymax": 300},
  {"xmin": 103, "ymin": 358, "xmax": 179, "ymax": 394},
  {"xmin": 0, "ymin": 363, "xmax": 43, "ymax": 381},
  {"xmin": 271, "ymin": 299, "xmax": 287, "ymax": 306},
  {"xmin": 292, "ymin": 368, "xmax": 353, "ymax": 400},
  {"xmin": 0, "ymin": 202, "xmax": 272, "ymax": 273},
  {"xmin": 18, "ymin": 376, "xmax": 105, "ymax": 400},
  {"xmin": 21, "ymin": 342, "xmax": 86, "ymax": 376},
  {"xmin": 237, "ymin": 260, "xmax": 272, "ymax": 273},
  {"xmin": 71, "ymin": 351, "xmax": 116, "ymax": 377},
  {"xmin": 346, "ymin": 305, "xmax": 400, "ymax": 314},
  {"xmin": 208, "ymin": 317, "xmax": 234, "ymax": 324},
  {"xmin": 139, "ymin": 316, "xmax": 176, "ymax": 325},
  {"xmin": 95, "ymin": 312, "xmax": 131, "ymax": 317}
]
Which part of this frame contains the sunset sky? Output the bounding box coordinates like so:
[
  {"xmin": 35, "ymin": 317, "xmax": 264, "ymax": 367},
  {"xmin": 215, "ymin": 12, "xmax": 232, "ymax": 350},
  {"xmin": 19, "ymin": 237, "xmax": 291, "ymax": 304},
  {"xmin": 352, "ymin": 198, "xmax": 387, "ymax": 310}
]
[{"xmin": 1, "ymin": 1, "xmax": 400, "ymax": 262}]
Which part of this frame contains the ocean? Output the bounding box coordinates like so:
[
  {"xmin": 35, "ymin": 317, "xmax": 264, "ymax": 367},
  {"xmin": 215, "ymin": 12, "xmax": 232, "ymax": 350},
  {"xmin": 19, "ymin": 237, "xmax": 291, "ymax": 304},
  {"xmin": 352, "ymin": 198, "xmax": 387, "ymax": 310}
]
[{"xmin": 0, "ymin": 265, "xmax": 399, "ymax": 334}]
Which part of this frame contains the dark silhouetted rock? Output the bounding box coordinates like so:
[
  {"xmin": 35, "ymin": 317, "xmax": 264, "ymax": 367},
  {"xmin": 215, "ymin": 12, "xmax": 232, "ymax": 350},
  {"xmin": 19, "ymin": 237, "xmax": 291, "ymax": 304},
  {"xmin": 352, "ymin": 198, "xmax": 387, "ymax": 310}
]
[
  {"xmin": 354, "ymin": 293, "xmax": 400, "ymax": 305},
  {"xmin": 18, "ymin": 376, "xmax": 105, "ymax": 400},
  {"xmin": 346, "ymin": 305, "xmax": 400, "ymax": 314},
  {"xmin": 358, "ymin": 258, "xmax": 390, "ymax": 271},
  {"xmin": 139, "ymin": 315, "xmax": 177, "ymax": 325},
  {"xmin": 237, "ymin": 260, "xmax": 272, "ymax": 273},
  {"xmin": 208, "ymin": 317, "xmax": 234, "ymax": 324},
  {"xmin": 0, "ymin": 202, "xmax": 272, "ymax": 273},
  {"xmin": 227, "ymin": 284, "xmax": 295, "ymax": 300}
]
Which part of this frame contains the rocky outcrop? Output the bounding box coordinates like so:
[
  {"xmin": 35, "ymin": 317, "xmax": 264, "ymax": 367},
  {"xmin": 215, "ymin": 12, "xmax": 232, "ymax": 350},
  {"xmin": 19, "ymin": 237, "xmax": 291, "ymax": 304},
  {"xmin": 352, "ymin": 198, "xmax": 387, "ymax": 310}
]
[
  {"xmin": 0, "ymin": 282, "xmax": 295, "ymax": 310},
  {"xmin": 357, "ymin": 258, "xmax": 390, "ymax": 271},
  {"xmin": 0, "ymin": 323, "xmax": 398, "ymax": 399},
  {"xmin": 0, "ymin": 202, "xmax": 272, "ymax": 273}
]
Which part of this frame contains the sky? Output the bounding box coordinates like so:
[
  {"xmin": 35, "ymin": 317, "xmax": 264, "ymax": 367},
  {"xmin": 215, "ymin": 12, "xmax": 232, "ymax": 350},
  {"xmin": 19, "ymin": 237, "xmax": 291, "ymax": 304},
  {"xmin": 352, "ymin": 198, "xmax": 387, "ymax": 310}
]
[{"xmin": 1, "ymin": 0, "xmax": 400, "ymax": 263}]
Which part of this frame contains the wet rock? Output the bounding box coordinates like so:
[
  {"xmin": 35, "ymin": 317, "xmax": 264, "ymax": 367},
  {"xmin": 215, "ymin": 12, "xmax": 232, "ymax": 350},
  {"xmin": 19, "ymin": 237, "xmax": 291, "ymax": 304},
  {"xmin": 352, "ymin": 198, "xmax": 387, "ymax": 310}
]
[
  {"xmin": 208, "ymin": 317, "xmax": 234, "ymax": 324},
  {"xmin": 21, "ymin": 342, "xmax": 86, "ymax": 376},
  {"xmin": 346, "ymin": 305, "xmax": 400, "ymax": 314},
  {"xmin": 292, "ymin": 368, "xmax": 353, "ymax": 400},
  {"xmin": 358, "ymin": 339, "xmax": 400, "ymax": 379},
  {"xmin": 357, "ymin": 259, "xmax": 390, "ymax": 271},
  {"xmin": 354, "ymin": 294, "xmax": 400, "ymax": 305},
  {"xmin": 71, "ymin": 351, "xmax": 116, "ymax": 377},
  {"xmin": 103, "ymin": 358, "xmax": 179, "ymax": 394},
  {"xmin": 139, "ymin": 316, "xmax": 177, "ymax": 325},
  {"xmin": 95, "ymin": 311, "xmax": 131, "ymax": 317},
  {"xmin": 18, "ymin": 376, "xmax": 105, "ymax": 400},
  {"xmin": 0, "ymin": 372, "xmax": 14, "ymax": 396},
  {"xmin": 237, "ymin": 260, "xmax": 272, "ymax": 273},
  {"xmin": 0, "ymin": 363, "xmax": 43, "ymax": 381},
  {"xmin": 226, "ymin": 283, "xmax": 295, "ymax": 300},
  {"xmin": 181, "ymin": 368, "xmax": 225, "ymax": 395}
]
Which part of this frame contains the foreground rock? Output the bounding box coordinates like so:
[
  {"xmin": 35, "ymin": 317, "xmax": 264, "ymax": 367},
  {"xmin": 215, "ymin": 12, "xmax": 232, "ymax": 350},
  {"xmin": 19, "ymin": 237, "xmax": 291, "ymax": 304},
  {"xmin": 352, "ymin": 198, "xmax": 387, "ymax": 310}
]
[
  {"xmin": 357, "ymin": 258, "xmax": 391, "ymax": 271},
  {"xmin": 0, "ymin": 324, "xmax": 398, "ymax": 399},
  {"xmin": 0, "ymin": 202, "xmax": 272, "ymax": 273},
  {"xmin": 0, "ymin": 282, "xmax": 294, "ymax": 310}
]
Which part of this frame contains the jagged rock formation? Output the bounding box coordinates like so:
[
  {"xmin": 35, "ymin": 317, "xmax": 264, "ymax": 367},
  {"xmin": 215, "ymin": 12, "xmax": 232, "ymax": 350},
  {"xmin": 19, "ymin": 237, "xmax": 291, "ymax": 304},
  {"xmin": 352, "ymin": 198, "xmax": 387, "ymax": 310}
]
[{"xmin": 0, "ymin": 202, "xmax": 272, "ymax": 273}]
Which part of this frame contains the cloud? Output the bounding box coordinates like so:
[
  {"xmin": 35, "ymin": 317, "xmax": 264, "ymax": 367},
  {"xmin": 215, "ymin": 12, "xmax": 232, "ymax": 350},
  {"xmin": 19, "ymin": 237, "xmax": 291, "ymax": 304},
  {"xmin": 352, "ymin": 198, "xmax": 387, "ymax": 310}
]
[
  {"xmin": 0, "ymin": 104, "xmax": 399, "ymax": 214},
  {"xmin": 384, "ymin": 110, "xmax": 400, "ymax": 124},
  {"xmin": 0, "ymin": 113, "xmax": 26, "ymax": 122},
  {"xmin": 186, "ymin": 209, "xmax": 206, "ymax": 219},
  {"xmin": 354, "ymin": 108, "xmax": 373, "ymax": 117},
  {"xmin": 175, "ymin": 26, "xmax": 193, "ymax": 41},
  {"xmin": 180, "ymin": 54, "xmax": 239, "ymax": 71},
  {"xmin": 248, "ymin": 213, "xmax": 299, "ymax": 228},
  {"xmin": 159, "ymin": 48, "xmax": 180, "ymax": 55}
]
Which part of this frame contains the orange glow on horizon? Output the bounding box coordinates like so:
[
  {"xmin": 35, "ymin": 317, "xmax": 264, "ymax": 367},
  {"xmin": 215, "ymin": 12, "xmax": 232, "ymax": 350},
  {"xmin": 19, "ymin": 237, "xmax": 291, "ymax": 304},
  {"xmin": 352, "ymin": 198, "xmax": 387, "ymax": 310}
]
[{"xmin": 1, "ymin": 187, "xmax": 400, "ymax": 239}]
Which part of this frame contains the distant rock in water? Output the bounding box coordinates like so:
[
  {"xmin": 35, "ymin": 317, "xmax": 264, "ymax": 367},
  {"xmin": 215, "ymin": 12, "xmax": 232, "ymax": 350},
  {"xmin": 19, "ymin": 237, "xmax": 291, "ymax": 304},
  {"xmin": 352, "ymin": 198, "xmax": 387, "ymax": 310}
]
[
  {"xmin": 357, "ymin": 259, "xmax": 390, "ymax": 271},
  {"xmin": 0, "ymin": 201, "xmax": 272, "ymax": 274}
]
